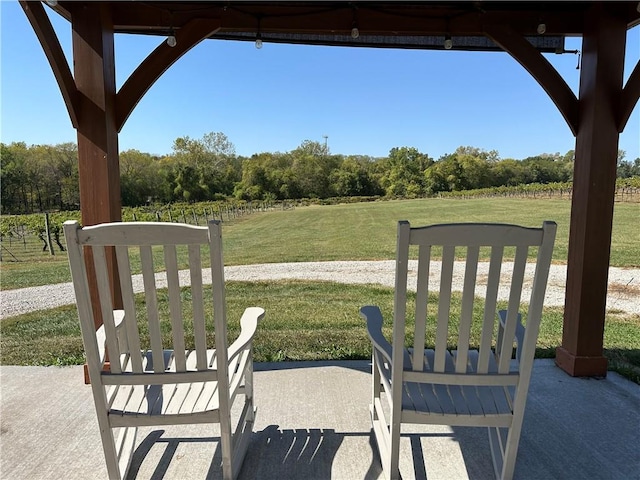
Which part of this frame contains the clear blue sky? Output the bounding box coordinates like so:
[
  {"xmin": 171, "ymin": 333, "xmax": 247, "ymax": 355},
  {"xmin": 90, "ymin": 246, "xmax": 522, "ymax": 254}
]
[{"xmin": 1, "ymin": 2, "xmax": 639, "ymax": 161}]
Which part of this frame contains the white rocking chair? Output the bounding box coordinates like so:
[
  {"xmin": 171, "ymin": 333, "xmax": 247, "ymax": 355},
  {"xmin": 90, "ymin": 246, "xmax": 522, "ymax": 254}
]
[
  {"xmin": 64, "ymin": 219, "xmax": 264, "ymax": 480},
  {"xmin": 361, "ymin": 220, "xmax": 556, "ymax": 480}
]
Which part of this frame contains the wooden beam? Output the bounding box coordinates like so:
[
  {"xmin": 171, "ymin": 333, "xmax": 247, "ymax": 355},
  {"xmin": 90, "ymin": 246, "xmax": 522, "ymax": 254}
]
[
  {"xmin": 484, "ymin": 25, "xmax": 579, "ymax": 136},
  {"xmin": 556, "ymin": 3, "xmax": 627, "ymax": 377},
  {"xmin": 618, "ymin": 59, "xmax": 640, "ymax": 132},
  {"xmin": 102, "ymin": 3, "xmax": 589, "ymax": 36},
  {"xmin": 71, "ymin": 3, "xmax": 123, "ymax": 328},
  {"xmin": 20, "ymin": 1, "xmax": 79, "ymax": 128},
  {"xmin": 116, "ymin": 18, "xmax": 221, "ymax": 132}
]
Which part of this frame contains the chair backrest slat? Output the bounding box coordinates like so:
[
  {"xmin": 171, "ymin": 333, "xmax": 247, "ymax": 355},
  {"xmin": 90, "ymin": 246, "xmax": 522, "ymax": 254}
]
[
  {"xmin": 433, "ymin": 245, "xmax": 455, "ymax": 373},
  {"xmin": 519, "ymin": 222, "xmax": 557, "ymax": 374},
  {"xmin": 498, "ymin": 245, "xmax": 529, "ymax": 373},
  {"xmin": 391, "ymin": 222, "xmax": 411, "ymax": 392},
  {"xmin": 456, "ymin": 245, "xmax": 480, "ymax": 373},
  {"xmin": 189, "ymin": 244, "xmax": 208, "ymax": 370},
  {"xmin": 208, "ymin": 221, "xmax": 230, "ymax": 376},
  {"xmin": 412, "ymin": 245, "xmax": 431, "ymax": 371},
  {"xmin": 139, "ymin": 245, "xmax": 164, "ymax": 372},
  {"xmin": 163, "ymin": 245, "xmax": 187, "ymax": 372},
  {"xmin": 477, "ymin": 245, "xmax": 504, "ymax": 373},
  {"xmin": 115, "ymin": 245, "xmax": 143, "ymax": 373},
  {"xmin": 91, "ymin": 245, "xmax": 122, "ymax": 374}
]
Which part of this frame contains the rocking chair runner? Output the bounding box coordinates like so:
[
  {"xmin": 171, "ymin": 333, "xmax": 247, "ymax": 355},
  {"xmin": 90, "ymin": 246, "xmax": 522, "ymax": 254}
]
[
  {"xmin": 64, "ymin": 220, "xmax": 264, "ymax": 480},
  {"xmin": 361, "ymin": 220, "xmax": 556, "ymax": 480}
]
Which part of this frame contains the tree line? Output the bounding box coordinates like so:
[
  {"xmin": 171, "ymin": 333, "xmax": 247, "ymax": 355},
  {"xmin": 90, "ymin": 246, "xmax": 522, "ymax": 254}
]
[{"xmin": 2, "ymin": 132, "xmax": 639, "ymax": 215}]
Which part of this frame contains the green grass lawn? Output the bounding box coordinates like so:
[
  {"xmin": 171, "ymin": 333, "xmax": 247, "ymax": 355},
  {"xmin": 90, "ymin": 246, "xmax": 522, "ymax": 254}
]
[
  {"xmin": 2, "ymin": 197, "xmax": 639, "ymax": 290},
  {"xmin": 1, "ymin": 280, "xmax": 638, "ymax": 383},
  {"xmin": 1, "ymin": 198, "xmax": 638, "ymax": 382}
]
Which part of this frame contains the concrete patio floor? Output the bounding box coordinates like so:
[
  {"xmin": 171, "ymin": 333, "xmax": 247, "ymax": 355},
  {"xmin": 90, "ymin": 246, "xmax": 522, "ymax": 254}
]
[{"xmin": 1, "ymin": 359, "xmax": 638, "ymax": 479}]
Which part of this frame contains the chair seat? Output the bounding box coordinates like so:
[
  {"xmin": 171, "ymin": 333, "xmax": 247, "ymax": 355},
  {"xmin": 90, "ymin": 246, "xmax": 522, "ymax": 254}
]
[
  {"xmin": 107, "ymin": 349, "xmax": 236, "ymax": 426},
  {"xmin": 399, "ymin": 349, "xmax": 516, "ymax": 425}
]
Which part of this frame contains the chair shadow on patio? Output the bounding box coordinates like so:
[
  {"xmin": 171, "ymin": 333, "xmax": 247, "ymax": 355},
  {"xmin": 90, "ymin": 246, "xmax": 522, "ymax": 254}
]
[
  {"xmin": 124, "ymin": 425, "xmax": 384, "ymax": 479},
  {"xmin": 240, "ymin": 425, "xmax": 382, "ymax": 479},
  {"xmin": 123, "ymin": 423, "xmax": 497, "ymax": 479}
]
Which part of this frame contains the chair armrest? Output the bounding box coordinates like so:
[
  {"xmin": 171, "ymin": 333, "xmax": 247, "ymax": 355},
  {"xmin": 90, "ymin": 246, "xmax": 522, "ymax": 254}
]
[
  {"xmin": 97, "ymin": 310, "xmax": 126, "ymax": 367},
  {"xmin": 498, "ymin": 309, "xmax": 525, "ymax": 363},
  {"xmin": 113, "ymin": 310, "xmax": 129, "ymax": 355},
  {"xmin": 228, "ymin": 307, "xmax": 265, "ymax": 364},
  {"xmin": 96, "ymin": 324, "xmax": 107, "ymax": 366},
  {"xmin": 360, "ymin": 305, "xmax": 393, "ymax": 365}
]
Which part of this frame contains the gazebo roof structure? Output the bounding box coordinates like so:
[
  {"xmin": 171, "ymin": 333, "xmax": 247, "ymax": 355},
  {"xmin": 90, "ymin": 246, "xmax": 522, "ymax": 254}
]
[
  {"xmin": 21, "ymin": 1, "xmax": 640, "ymax": 378},
  {"xmin": 47, "ymin": 2, "xmax": 639, "ymax": 37}
]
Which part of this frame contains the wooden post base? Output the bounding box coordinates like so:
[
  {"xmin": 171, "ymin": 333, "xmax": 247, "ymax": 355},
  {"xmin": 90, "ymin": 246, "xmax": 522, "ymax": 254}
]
[
  {"xmin": 83, "ymin": 362, "xmax": 111, "ymax": 384},
  {"xmin": 555, "ymin": 347, "xmax": 608, "ymax": 378}
]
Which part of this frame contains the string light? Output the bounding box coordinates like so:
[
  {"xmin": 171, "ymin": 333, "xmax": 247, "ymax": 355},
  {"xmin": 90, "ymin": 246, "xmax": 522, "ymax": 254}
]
[
  {"xmin": 166, "ymin": 29, "xmax": 177, "ymax": 47},
  {"xmin": 537, "ymin": 23, "xmax": 546, "ymax": 35},
  {"xmin": 351, "ymin": 7, "xmax": 359, "ymax": 39},
  {"xmin": 444, "ymin": 35, "xmax": 453, "ymax": 50},
  {"xmin": 255, "ymin": 16, "xmax": 263, "ymax": 49},
  {"xmin": 166, "ymin": 12, "xmax": 176, "ymax": 47}
]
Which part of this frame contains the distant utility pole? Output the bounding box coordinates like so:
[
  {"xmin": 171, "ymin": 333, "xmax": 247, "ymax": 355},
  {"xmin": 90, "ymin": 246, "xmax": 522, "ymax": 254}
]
[{"xmin": 323, "ymin": 135, "xmax": 328, "ymax": 155}]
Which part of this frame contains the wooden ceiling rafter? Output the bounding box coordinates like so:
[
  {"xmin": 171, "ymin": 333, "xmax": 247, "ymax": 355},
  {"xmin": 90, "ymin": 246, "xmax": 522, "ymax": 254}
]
[{"xmin": 49, "ymin": 2, "xmax": 618, "ymax": 38}]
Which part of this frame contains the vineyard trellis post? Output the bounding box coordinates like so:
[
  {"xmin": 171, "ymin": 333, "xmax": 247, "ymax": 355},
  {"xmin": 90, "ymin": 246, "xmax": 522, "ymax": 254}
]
[{"xmin": 44, "ymin": 213, "xmax": 54, "ymax": 256}]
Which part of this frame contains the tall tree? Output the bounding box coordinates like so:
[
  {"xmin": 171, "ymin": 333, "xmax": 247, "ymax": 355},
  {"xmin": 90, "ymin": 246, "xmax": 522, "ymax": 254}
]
[
  {"xmin": 172, "ymin": 132, "xmax": 240, "ymax": 198},
  {"xmin": 380, "ymin": 147, "xmax": 433, "ymax": 197}
]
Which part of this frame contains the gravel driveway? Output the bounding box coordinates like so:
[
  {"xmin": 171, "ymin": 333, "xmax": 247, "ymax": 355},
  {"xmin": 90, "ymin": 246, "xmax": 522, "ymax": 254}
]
[{"xmin": 1, "ymin": 261, "xmax": 638, "ymax": 319}]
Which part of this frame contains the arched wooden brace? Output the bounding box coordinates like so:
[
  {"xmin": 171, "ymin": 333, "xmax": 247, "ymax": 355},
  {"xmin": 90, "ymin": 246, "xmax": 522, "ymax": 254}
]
[
  {"xmin": 20, "ymin": 1, "xmax": 79, "ymax": 128},
  {"xmin": 116, "ymin": 18, "xmax": 222, "ymax": 132},
  {"xmin": 618, "ymin": 59, "xmax": 640, "ymax": 132},
  {"xmin": 484, "ymin": 25, "xmax": 579, "ymax": 136},
  {"xmin": 21, "ymin": 4, "xmax": 220, "ymax": 345}
]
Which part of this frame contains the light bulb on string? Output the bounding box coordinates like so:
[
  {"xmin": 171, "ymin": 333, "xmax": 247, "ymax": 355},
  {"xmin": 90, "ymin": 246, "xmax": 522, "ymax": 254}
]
[
  {"xmin": 255, "ymin": 15, "xmax": 263, "ymax": 49},
  {"xmin": 351, "ymin": 6, "xmax": 359, "ymax": 39},
  {"xmin": 537, "ymin": 23, "xmax": 546, "ymax": 35},
  {"xmin": 444, "ymin": 35, "xmax": 453, "ymax": 50},
  {"xmin": 167, "ymin": 32, "xmax": 177, "ymax": 47}
]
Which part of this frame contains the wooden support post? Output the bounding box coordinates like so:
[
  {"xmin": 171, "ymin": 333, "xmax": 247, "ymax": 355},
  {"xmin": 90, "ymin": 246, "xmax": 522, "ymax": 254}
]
[
  {"xmin": 556, "ymin": 3, "xmax": 627, "ymax": 377},
  {"xmin": 72, "ymin": 3, "xmax": 123, "ymax": 330}
]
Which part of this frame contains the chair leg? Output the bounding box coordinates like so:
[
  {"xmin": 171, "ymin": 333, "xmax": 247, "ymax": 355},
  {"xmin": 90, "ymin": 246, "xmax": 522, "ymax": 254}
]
[
  {"xmin": 98, "ymin": 424, "xmax": 136, "ymax": 480},
  {"xmin": 488, "ymin": 425, "xmax": 520, "ymax": 480},
  {"xmin": 226, "ymin": 360, "xmax": 257, "ymax": 480},
  {"xmin": 99, "ymin": 425, "xmax": 122, "ymax": 480},
  {"xmin": 370, "ymin": 355, "xmax": 401, "ymax": 480},
  {"xmin": 94, "ymin": 400, "xmax": 137, "ymax": 480},
  {"xmin": 388, "ymin": 416, "xmax": 401, "ymax": 480},
  {"xmin": 113, "ymin": 426, "xmax": 138, "ymax": 480}
]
